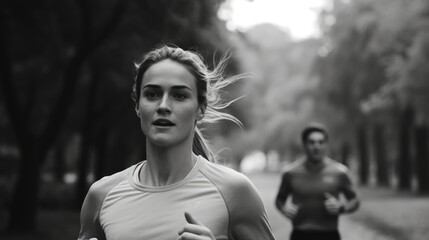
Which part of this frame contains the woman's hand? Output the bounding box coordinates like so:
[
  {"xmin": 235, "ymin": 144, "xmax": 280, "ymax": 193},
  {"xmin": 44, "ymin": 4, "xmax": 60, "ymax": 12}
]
[
  {"xmin": 177, "ymin": 212, "xmax": 215, "ymax": 240},
  {"xmin": 324, "ymin": 193, "xmax": 344, "ymax": 215},
  {"xmin": 283, "ymin": 195, "xmax": 300, "ymax": 220}
]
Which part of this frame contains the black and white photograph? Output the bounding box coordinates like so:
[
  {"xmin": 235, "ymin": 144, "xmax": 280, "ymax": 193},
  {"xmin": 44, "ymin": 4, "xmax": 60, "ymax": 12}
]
[{"xmin": 1, "ymin": 0, "xmax": 428, "ymax": 239}]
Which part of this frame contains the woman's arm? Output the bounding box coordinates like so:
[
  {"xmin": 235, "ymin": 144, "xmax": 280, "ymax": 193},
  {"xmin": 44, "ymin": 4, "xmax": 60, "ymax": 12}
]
[
  {"xmin": 78, "ymin": 182, "xmax": 107, "ymax": 240},
  {"xmin": 228, "ymin": 175, "xmax": 276, "ymax": 240},
  {"xmin": 77, "ymin": 170, "xmax": 128, "ymax": 240}
]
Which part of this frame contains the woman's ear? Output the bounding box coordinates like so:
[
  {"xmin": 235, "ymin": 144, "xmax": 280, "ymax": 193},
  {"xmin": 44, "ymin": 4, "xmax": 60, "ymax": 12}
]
[
  {"xmin": 197, "ymin": 104, "xmax": 206, "ymax": 121},
  {"xmin": 135, "ymin": 105, "xmax": 140, "ymax": 117}
]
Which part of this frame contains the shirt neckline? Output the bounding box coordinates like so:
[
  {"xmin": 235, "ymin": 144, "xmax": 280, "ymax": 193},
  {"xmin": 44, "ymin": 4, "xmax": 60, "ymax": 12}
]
[{"xmin": 128, "ymin": 155, "xmax": 204, "ymax": 192}]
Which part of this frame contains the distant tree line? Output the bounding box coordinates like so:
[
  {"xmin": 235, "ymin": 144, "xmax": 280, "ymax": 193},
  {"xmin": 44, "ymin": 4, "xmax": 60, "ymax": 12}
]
[{"xmin": 316, "ymin": 0, "xmax": 429, "ymax": 193}]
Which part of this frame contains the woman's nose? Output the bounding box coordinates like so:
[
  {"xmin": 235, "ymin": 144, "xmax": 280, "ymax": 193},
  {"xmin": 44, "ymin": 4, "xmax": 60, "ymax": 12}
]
[{"xmin": 157, "ymin": 94, "xmax": 171, "ymax": 114}]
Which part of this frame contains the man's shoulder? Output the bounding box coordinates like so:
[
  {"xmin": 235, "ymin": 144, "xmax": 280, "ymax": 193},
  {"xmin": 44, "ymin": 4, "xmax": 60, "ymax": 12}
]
[
  {"xmin": 325, "ymin": 158, "xmax": 349, "ymax": 174},
  {"xmin": 282, "ymin": 158, "xmax": 306, "ymax": 174}
]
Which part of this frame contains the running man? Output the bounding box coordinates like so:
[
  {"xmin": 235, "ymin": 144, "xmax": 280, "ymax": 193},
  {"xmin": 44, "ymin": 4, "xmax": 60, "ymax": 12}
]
[{"xmin": 275, "ymin": 123, "xmax": 360, "ymax": 240}]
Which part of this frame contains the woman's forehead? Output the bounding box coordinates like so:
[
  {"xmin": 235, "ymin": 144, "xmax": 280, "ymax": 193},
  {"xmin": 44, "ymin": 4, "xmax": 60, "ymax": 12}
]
[{"xmin": 143, "ymin": 59, "xmax": 195, "ymax": 86}]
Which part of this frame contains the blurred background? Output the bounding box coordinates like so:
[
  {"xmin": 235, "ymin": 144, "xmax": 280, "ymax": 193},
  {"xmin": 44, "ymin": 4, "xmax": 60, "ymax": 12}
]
[{"xmin": 0, "ymin": 0, "xmax": 428, "ymax": 239}]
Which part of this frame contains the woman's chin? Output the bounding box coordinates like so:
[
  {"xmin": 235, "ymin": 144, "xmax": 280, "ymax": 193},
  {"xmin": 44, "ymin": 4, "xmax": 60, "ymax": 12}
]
[
  {"xmin": 148, "ymin": 138, "xmax": 174, "ymax": 147},
  {"xmin": 147, "ymin": 134, "xmax": 186, "ymax": 148},
  {"xmin": 146, "ymin": 131, "xmax": 193, "ymax": 148}
]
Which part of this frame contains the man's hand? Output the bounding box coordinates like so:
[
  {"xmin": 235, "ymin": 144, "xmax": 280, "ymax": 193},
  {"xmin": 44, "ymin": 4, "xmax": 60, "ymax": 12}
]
[
  {"xmin": 283, "ymin": 195, "xmax": 300, "ymax": 220},
  {"xmin": 324, "ymin": 193, "xmax": 344, "ymax": 215},
  {"xmin": 177, "ymin": 212, "xmax": 215, "ymax": 240}
]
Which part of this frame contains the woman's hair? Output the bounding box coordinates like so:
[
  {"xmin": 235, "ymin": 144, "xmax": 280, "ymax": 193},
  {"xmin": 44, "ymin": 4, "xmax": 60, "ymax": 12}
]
[{"xmin": 132, "ymin": 45, "xmax": 243, "ymax": 162}]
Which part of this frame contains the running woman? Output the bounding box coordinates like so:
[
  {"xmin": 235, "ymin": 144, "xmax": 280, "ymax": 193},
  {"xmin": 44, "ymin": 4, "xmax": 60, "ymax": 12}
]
[
  {"xmin": 78, "ymin": 45, "xmax": 276, "ymax": 240},
  {"xmin": 275, "ymin": 123, "xmax": 360, "ymax": 240}
]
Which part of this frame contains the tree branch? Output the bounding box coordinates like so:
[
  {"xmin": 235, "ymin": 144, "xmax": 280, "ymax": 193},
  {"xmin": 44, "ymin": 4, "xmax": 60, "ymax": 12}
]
[{"xmin": 39, "ymin": 0, "xmax": 126, "ymax": 160}]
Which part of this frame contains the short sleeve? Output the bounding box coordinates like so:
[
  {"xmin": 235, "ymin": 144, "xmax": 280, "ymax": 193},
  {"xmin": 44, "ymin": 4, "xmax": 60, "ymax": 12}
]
[
  {"xmin": 78, "ymin": 182, "xmax": 107, "ymax": 240},
  {"xmin": 77, "ymin": 169, "xmax": 129, "ymax": 240},
  {"xmin": 228, "ymin": 175, "xmax": 276, "ymax": 240}
]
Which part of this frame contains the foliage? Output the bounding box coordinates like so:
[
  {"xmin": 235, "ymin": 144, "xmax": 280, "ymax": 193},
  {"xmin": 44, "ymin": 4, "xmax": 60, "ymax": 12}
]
[
  {"xmin": 226, "ymin": 24, "xmax": 322, "ymax": 160},
  {"xmin": 319, "ymin": 0, "xmax": 429, "ymax": 125},
  {"xmin": 0, "ymin": 0, "xmax": 230, "ymax": 232}
]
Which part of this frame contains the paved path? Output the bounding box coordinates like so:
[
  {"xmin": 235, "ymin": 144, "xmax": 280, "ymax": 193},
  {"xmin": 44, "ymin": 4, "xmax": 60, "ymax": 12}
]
[{"xmin": 246, "ymin": 172, "xmax": 404, "ymax": 240}]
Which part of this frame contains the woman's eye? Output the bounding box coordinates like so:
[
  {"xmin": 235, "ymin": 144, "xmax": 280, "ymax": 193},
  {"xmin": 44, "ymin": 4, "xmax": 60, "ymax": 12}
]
[
  {"xmin": 173, "ymin": 93, "xmax": 187, "ymax": 100},
  {"xmin": 143, "ymin": 91, "xmax": 160, "ymax": 100}
]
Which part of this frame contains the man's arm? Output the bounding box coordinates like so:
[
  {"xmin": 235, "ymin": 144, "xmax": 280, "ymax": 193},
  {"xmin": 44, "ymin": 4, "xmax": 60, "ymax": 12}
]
[
  {"xmin": 340, "ymin": 170, "xmax": 360, "ymax": 214},
  {"xmin": 275, "ymin": 173, "xmax": 290, "ymax": 214}
]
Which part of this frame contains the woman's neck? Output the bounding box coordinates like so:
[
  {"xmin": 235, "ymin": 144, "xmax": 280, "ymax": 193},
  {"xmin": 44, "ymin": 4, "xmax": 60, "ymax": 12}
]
[{"xmin": 141, "ymin": 139, "xmax": 197, "ymax": 187}]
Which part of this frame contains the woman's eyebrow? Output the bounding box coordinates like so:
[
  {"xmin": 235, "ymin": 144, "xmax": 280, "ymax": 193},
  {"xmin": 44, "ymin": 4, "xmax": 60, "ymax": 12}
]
[
  {"xmin": 142, "ymin": 84, "xmax": 192, "ymax": 90},
  {"xmin": 142, "ymin": 84, "xmax": 160, "ymax": 89},
  {"xmin": 171, "ymin": 85, "xmax": 192, "ymax": 90}
]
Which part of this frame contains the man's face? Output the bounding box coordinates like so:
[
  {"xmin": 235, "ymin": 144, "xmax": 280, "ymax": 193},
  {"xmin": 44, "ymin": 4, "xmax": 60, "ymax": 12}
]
[{"xmin": 304, "ymin": 131, "xmax": 327, "ymax": 162}]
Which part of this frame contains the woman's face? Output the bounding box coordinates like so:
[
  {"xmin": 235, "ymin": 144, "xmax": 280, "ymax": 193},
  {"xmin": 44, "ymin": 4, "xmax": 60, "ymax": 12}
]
[{"xmin": 137, "ymin": 59, "xmax": 203, "ymax": 147}]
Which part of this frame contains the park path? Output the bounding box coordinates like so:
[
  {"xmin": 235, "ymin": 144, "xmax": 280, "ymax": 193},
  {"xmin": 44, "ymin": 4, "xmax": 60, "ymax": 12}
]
[{"xmin": 247, "ymin": 172, "xmax": 429, "ymax": 240}]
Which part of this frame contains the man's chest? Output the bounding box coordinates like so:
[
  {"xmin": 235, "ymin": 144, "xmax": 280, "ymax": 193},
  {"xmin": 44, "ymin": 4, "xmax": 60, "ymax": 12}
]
[{"xmin": 290, "ymin": 173, "xmax": 342, "ymax": 196}]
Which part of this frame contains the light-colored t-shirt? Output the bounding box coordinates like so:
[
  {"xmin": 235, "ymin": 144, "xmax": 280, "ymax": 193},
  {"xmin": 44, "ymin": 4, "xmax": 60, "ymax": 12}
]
[
  {"xmin": 276, "ymin": 158, "xmax": 358, "ymax": 231},
  {"xmin": 78, "ymin": 156, "xmax": 275, "ymax": 240}
]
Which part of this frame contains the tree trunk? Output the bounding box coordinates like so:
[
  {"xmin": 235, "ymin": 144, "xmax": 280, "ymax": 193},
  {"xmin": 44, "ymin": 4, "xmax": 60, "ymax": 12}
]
[
  {"xmin": 94, "ymin": 128, "xmax": 109, "ymax": 181},
  {"xmin": 357, "ymin": 124, "xmax": 369, "ymax": 185},
  {"xmin": 340, "ymin": 142, "xmax": 350, "ymax": 167},
  {"xmin": 397, "ymin": 107, "xmax": 413, "ymax": 190},
  {"xmin": 53, "ymin": 143, "xmax": 65, "ymax": 183},
  {"xmin": 8, "ymin": 142, "xmax": 40, "ymax": 232},
  {"xmin": 2, "ymin": 1, "xmax": 125, "ymax": 232},
  {"xmin": 74, "ymin": 66, "xmax": 100, "ymax": 209},
  {"xmin": 415, "ymin": 125, "xmax": 429, "ymax": 193},
  {"xmin": 374, "ymin": 124, "xmax": 389, "ymax": 186},
  {"xmin": 75, "ymin": 135, "xmax": 92, "ymax": 209}
]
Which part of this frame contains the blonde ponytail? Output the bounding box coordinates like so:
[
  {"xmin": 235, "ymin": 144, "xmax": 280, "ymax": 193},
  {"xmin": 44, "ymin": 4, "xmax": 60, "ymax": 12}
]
[{"xmin": 192, "ymin": 128, "xmax": 215, "ymax": 162}]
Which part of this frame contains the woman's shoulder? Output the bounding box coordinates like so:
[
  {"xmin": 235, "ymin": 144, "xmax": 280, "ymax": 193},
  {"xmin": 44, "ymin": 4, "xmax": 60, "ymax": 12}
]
[
  {"xmin": 80, "ymin": 165, "xmax": 136, "ymax": 222},
  {"xmin": 200, "ymin": 159, "xmax": 268, "ymax": 223},
  {"xmin": 200, "ymin": 159, "xmax": 260, "ymax": 202},
  {"xmin": 87, "ymin": 165, "xmax": 134, "ymax": 199},
  {"xmin": 201, "ymin": 159, "xmax": 251, "ymax": 187}
]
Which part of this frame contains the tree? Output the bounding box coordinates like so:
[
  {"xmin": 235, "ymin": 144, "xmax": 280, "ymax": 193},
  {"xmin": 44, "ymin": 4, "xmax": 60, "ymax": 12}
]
[
  {"xmin": 0, "ymin": 0, "xmax": 126, "ymax": 231},
  {"xmin": 317, "ymin": 0, "xmax": 429, "ymax": 188},
  {"xmin": 0, "ymin": 0, "xmax": 230, "ymax": 233}
]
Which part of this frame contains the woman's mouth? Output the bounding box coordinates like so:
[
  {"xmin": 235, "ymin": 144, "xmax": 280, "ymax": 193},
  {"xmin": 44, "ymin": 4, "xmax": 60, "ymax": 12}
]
[{"xmin": 153, "ymin": 119, "xmax": 175, "ymax": 127}]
